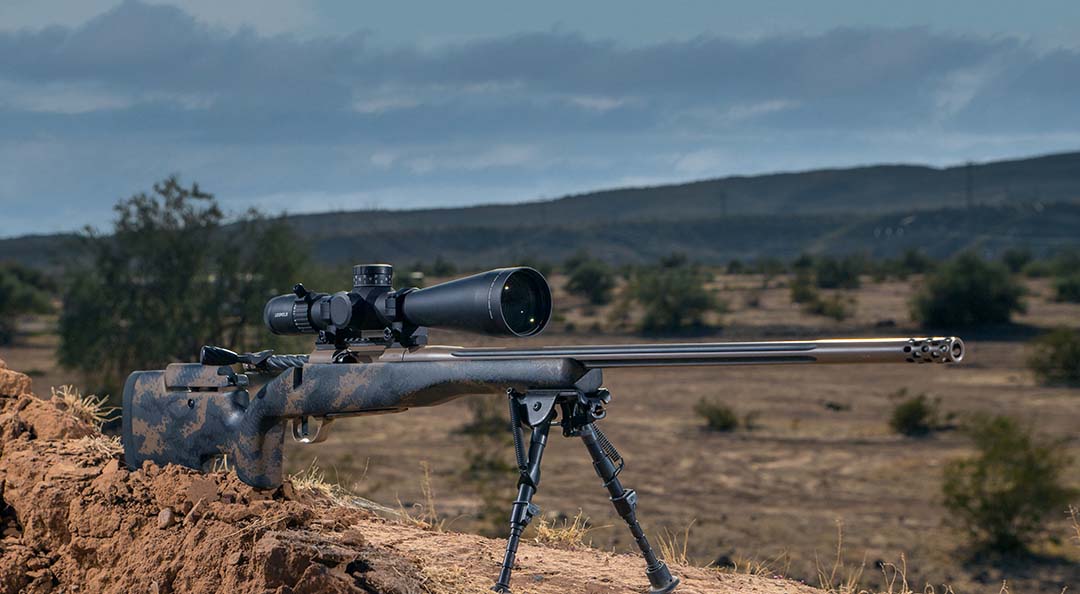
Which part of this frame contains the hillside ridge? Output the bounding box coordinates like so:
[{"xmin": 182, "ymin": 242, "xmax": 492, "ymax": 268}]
[{"xmin": 2, "ymin": 150, "xmax": 1078, "ymax": 268}]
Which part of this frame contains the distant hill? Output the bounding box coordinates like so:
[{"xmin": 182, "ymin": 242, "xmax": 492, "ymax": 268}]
[{"xmin": 3, "ymin": 151, "xmax": 1079, "ymax": 269}]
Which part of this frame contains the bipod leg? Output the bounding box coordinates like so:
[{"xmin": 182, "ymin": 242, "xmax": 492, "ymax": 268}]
[
  {"xmin": 580, "ymin": 423, "xmax": 679, "ymax": 594},
  {"xmin": 492, "ymin": 415, "xmax": 551, "ymax": 592}
]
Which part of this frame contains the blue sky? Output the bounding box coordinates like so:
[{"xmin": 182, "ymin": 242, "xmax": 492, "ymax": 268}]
[{"xmin": 1, "ymin": 1, "xmax": 1078, "ymax": 237}]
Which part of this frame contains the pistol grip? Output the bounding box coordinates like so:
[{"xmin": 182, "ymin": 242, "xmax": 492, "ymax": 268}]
[{"xmin": 122, "ymin": 371, "xmax": 286, "ymax": 489}]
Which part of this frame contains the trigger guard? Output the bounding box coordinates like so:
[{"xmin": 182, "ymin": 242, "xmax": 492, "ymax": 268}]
[{"xmin": 291, "ymin": 416, "xmax": 334, "ymax": 444}]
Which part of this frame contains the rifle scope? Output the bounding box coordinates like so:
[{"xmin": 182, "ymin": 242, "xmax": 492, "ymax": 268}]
[{"xmin": 263, "ymin": 264, "xmax": 551, "ymax": 340}]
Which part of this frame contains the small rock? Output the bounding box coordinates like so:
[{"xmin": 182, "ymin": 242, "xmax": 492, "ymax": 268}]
[
  {"xmin": 279, "ymin": 482, "xmax": 297, "ymax": 501},
  {"xmin": 183, "ymin": 498, "xmax": 206, "ymax": 527},
  {"xmin": 157, "ymin": 507, "xmax": 176, "ymax": 529},
  {"xmin": 0, "ymin": 368, "xmax": 32, "ymax": 398},
  {"xmin": 0, "ymin": 357, "xmax": 6, "ymax": 369},
  {"xmin": 100, "ymin": 459, "xmax": 120, "ymax": 476},
  {"xmin": 226, "ymin": 550, "xmax": 244, "ymax": 565},
  {"xmin": 186, "ymin": 477, "xmax": 219, "ymax": 504},
  {"xmin": 150, "ymin": 581, "xmax": 159, "ymax": 594}
]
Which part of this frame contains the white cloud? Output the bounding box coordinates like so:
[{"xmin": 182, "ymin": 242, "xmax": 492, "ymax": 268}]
[{"xmin": 567, "ymin": 95, "xmax": 627, "ymax": 111}]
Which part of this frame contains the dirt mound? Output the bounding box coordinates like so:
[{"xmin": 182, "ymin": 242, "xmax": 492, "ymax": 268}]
[{"xmin": 0, "ymin": 364, "xmax": 818, "ymax": 594}]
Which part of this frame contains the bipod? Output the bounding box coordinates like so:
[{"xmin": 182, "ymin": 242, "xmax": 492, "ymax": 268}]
[{"xmin": 491, "ymin": 387, "xmax": 679, "ymax": 594}]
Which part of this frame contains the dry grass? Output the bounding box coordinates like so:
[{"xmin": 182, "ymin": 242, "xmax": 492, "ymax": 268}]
[
  {"xmin": 728, "ymin": 551, "xmax": 791, "ymax": 578},
  {"xmin": 396, "ymin": 461, "xmax": 446, "ymax": 530},
  {"xmin": 533, "ymin": 510, "xmax": 598, "ymax": 549},
  {"xmin": 50, "ymin": 384, "xmax": 116, "ymax": 428},
  {"xmin": 419, "ymin": 564, "xmax": 490, "ymax": 594},
  {"xmin": 1070, "ymin": 505, "xmax": 1080, "ymax": 545},
  {"xmin": 75, "ymin": 434, "xmax": 122, "ymax": 459},
  {"xmin": 655, "ymin": 520, "xmax": 695, "ymax": 566},
  {"xmin": 211, "ymin": 454, "xmax": 231, "ymax": 473},
  {"xmin": 289, "ymin": 458, "xmax": 397, "ymax": 515},
  {"xmin": 817, "ymin": 521, "xmax": 867, "ymax": 593}
]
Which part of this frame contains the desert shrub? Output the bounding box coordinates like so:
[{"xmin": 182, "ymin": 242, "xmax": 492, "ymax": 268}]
[
  {"xmin": 889, "ymin": 392, "xmax": 942, "ymax": 436},
  {"xmin": 0, "ymin": 263, "xmax": 54, "ymax": 344},
  {"xmin": 1028, "ymin": 328, "xmax": 1080, "ymax": 386},
  {"xmin": 911, "ymin": 252, "xmax": 1025, "ymax": 327},
  {"xmin": 804, "ymin": 293, "xmax": 854, "ymax": 321},
  {"xmin": 455, "ymin": 397, "xmax": 507, "ymax": 436},
  {"xmin": 792, "ymin": 253, "xmax": 815, "ymax": 272},
  {"xmin": 814, "ymin": 256, "xmax": 863, "ymax": 289},
  {"xmin": 562, "ymin": 249, "xmax": 590, "ymax": 275},
  {"xmin": 1054, "ymin": 273, "xmax": 1080, "ymax": 303},
  {"xmin": 895, "ymin": 248, "xmax": 936, "ymax": 278},
  {"xmin": 942, "ymin": 415, "xmax": 1075, "ymax": 552},
  {"xmin": 790, "ymin": 272, "xmax": 818, "ymax": 304},
  {"xmin": 628, "ymin": 256, "xmax": 715, "ymax": 334},
  {"xmin": 431, "ymin": 256, "xmax": 457, "ymax": 277},
  {"xmin": 694, "ymin": 398, "xmax": 738, "ymax": 432},
  {"xmin": 754, "ymin": 257, "xmax": 787, "ymax": 276},
  {"xmin": 566, "ymin": 258, "xmax": 616, "ymax": 305},
  {"xmin": 59, "ymin": 177, "xmax": 306, "ymax": 397},
  {"xmin": 1001, "ymin": 248, "xmax": 1033, "ymax": 274},
  {"xmin": 1022, "ymin": 259, "xmax": 1055, "ymax": 278},
  {"xmin": 726, "ymin": 259, "xmax": 747, "ymax": 274}
]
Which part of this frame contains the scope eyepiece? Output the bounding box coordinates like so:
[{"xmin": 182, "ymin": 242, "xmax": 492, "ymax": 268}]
[{"xmin": 262, "ymin": 264, "xmax": 552, "ymax": 343}]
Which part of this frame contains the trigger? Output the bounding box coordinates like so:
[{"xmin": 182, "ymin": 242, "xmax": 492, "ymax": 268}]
[{"xmin": 291, "ymin": 416, "xmax": 334, "ymax": 444}]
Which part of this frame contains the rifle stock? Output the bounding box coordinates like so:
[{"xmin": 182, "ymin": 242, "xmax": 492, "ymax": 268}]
[{"xmin": 122, "ymin": 336, "xmax": 962, "ymax": 488}]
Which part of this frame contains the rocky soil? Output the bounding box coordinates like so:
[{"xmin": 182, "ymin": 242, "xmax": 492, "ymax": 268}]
[{"xmin": 0, "ymin": 359, "xmax": 819, "ymax": 594}]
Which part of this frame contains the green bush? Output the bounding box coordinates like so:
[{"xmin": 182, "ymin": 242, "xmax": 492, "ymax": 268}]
[
  {"xmin": 1022, "ymin": 260, "xmax": 1054, "ymax": 278},
  {"xmin": 789, "ymin": 272, "xmax": 818, "ymax": 304},
  {"xmin": 804, "ymin": 293, "xmax": 854, "ymax": 321},
  {"xmin": 942, "ymin": 415, "xmax": 1075, "ymax": 552},
  {"xmin": 628, "ymin": 256, "xmax": 715, "ymax": 334},
  {"xmin": 59, "ymin": 177, "xmax": 307, "ymax": 397},
  {"xmin": 455, "ymin": 397, "xmax": 507, "ymax": 437},
  {"xmin": 895, "ymin": 248, "xmax": 936, "ymax": 278},
  {"xmin": 911, "ymin": 252, "xmax": 1025, "ymax": 327},
  {"xmin": 1054, "ymin": 273, "xmax": 1080, "ymax": 303},
  {"xmin": 725, "ymin": 259, "xmax": 747, "ymax": 275},
  {"xmin": 754, "ymin": 257, "xmax": 787, "ymax": 276},
  {"xmin": 566, "ymin": 258, "xmax": 616, "ymax": 305},
  {"xmin": 1001, "ymin": 248, "xmax": 1033, "ymax": 274},
  {"xmin": 792, "ymin": 253, "xmax": 815, "ymax": 272},
  {"xmin": 0, "ymin": 263, "xmax": 54, "ymax": 345},
  {"xmin": 814, "ymin": 255, "xmax": 863, "ymax": 289},
  {"xmin": 889, "ymin": 392, "xmax": 942, "ymax": 436},
  {"xmin": 694, "ymin": 398, "xmax": 739, "ymax": 432},
  {"xmin": 1028, "ymin": 328, "xmax": 1080, "ymax": 386},
  {"xmin": 431, "ymin": 256, "xmax": 457, "ymax": 277}
]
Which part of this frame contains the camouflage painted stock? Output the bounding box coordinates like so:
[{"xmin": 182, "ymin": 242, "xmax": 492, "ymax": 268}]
[
  {"xmin": 124, "ymin": 330, "xmax": 963, "ymax": 594},
  {"xmin": 122, "ymin": 337, "xmax": 964, "ymax": 488}
]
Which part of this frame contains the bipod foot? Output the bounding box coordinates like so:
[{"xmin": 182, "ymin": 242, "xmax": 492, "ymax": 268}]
[{"xmin": 579, "ymin": 422, "xmax": 680, "ymax": 593}]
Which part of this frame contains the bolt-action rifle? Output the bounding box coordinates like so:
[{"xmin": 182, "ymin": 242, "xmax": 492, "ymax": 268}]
[{"xmin": 123, "ymin": 264, "xmax": 965, "ymax": 593}]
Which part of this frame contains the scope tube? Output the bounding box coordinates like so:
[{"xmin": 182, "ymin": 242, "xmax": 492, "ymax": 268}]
[{"xmin": 401, "ymin": 267, "xmax": 551, "ymax": 337}]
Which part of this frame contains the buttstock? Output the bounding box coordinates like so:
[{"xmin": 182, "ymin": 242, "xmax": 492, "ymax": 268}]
[{"xmin": 121, "ymin": 369, "xmax": 286, "ymax": 489}]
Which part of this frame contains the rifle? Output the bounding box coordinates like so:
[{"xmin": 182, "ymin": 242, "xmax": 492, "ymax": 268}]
[{"xmin": 123, "ymin": 264, "xmax": 965, "ymax": 594}]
